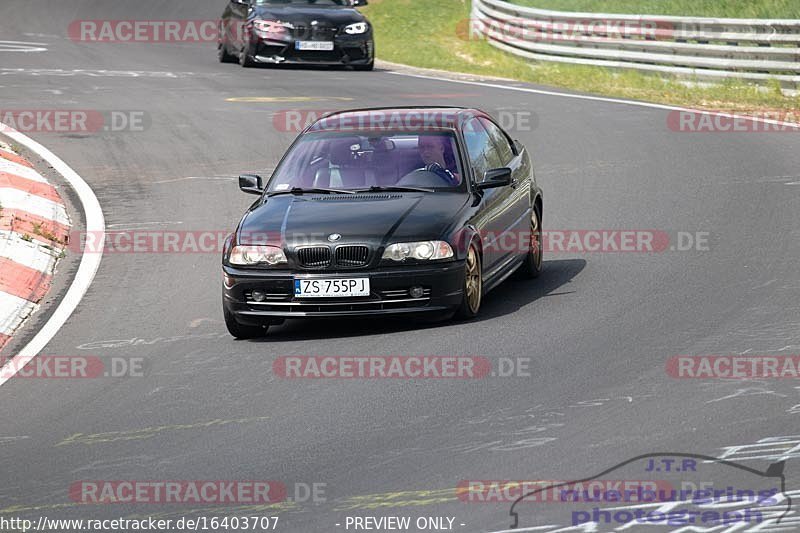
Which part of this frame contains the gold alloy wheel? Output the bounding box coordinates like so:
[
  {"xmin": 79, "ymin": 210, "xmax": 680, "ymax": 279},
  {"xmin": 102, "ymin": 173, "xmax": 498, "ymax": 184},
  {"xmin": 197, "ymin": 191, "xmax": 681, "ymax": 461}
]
[
  {"xmin": 465, "ymin": 245, "xmax": 482, "ymax": 313},
  {"xmin": 531, "ymin": 208, "xmax": 542, "ymax": 271}
]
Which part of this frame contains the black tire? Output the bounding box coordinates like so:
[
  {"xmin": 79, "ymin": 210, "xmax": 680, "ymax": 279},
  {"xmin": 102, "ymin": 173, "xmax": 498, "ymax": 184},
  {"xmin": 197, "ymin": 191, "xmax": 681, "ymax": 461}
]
[
  {"xmin": 456, "ymin": 242, "xmax": 482, "ymax": 319},
  {"xmin": 517, "ymin": 204, "xmax": 543, "ymax": 279},
  {"xmin": 353, "ymin": 60, "xmax": 374, "ymax": 71},
  {"xmin": 239, "ymin": 44, "xmax": 256, "ymax": 68},
  {"xmin": 224, "ymin": 307, "xmax": 268, "ymax": 339},
  {"xmin": 218, "ymin": 40, "xmax": 237, "ymax": 63}
]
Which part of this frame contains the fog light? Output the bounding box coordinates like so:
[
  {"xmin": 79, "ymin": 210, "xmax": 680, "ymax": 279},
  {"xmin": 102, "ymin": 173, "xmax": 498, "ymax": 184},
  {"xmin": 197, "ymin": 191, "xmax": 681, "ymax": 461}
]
[
  {"xmin": 251, "ymin": 290, "xmax": 266, "ymax": 302},
  {"xmin": 409, "ymin": 286, "xmax": 424, "ymax": 299}
]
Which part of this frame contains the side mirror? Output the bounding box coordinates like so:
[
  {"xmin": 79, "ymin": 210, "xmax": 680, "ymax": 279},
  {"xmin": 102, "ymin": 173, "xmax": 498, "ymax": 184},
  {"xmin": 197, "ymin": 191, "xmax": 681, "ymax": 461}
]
[
  {"xmin": 477, "ymin": 167, "xmax": 512, "ymax": 190},
  {"xmin": 239, "ymin": 174, "xmax": 263, "ymax": 195}
]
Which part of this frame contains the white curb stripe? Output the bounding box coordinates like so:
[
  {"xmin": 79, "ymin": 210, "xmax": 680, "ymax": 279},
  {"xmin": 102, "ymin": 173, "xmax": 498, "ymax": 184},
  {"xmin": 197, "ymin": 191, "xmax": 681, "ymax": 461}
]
[
  {"xmin": 0, "ymin": 158, "xmax": 48, "ymax": 183},
  {"xmin": 0, "ymin": 124, "xmax": 104, "ymax": 387},
  {"xmin": 0, "ymin": 291, "xmax": 39, "ymax": 337},
  {"xmin": 0, "ymin": 230, "xmax": 59, "ymax": 272},
  {"xmin": 0, "ymin": 187, "xmax": 69, "ymax": 226}
]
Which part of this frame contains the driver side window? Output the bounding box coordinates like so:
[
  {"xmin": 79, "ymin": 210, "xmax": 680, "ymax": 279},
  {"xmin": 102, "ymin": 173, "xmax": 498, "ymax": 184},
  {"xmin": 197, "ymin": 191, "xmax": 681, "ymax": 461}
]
[{"xmin": 463, "ymin": 118, "xmax": 503, "ymax": 182}]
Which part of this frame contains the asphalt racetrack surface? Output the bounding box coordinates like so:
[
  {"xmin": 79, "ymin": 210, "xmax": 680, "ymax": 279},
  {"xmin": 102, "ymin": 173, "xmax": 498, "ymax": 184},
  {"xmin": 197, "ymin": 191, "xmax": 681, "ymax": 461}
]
[{"xmin": 1, "ymin": 1, "xmax": 800, "ymax": 532}]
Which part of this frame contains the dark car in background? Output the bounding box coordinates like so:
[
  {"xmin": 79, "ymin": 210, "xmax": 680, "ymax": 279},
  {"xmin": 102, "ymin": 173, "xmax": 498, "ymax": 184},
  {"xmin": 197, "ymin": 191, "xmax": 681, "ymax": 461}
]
[
  {"xmin": 218, "ymin": 0, "xmax": 374, "ymax": 70},
  {"xmin": 222, "ymin": 107, "xmax": 543, "ymax": 338}
]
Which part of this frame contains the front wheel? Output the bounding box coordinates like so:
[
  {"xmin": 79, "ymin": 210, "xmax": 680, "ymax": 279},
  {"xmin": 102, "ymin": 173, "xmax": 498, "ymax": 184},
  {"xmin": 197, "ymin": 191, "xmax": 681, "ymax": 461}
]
[
  {"xmin": 239, "ymin": 44, "xmax": 256, "ymax": 68},
  {"xmin": 224, "ymin": 307, "xmax": 268, "ymax": 339},
  {"xmin": 456, "ymin": 243, "xmax": 482, "ymax": 319},
  {"xmin": 353, "ymin": 60, "xmax": 374, "ymax": 71},
  {"xmin": 218, "ymin": 41, "xmax": 237, "ymax": 63}
]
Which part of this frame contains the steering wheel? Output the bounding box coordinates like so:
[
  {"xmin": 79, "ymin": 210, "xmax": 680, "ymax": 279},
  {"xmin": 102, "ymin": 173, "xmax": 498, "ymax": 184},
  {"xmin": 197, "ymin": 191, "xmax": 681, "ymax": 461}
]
[{"xmin": 420, "ymin": 163, "xmax": 457, "ymax": 184}]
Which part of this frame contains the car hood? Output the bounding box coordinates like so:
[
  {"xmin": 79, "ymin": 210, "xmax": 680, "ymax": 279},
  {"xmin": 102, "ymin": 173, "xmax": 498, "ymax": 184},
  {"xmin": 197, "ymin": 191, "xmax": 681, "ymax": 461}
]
[
  {"xmin": 238, "ymin": 193, "xmax": 468, "ymax": 248},
  {"xmin": 251, "ymin": 5, "xmax": 365, "ymax": 26}
]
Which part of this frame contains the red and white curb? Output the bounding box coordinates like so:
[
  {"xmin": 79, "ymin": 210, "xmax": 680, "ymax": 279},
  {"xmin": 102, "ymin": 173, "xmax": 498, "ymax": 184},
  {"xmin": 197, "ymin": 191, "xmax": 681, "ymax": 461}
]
[
  {"xmin": 0, "ymin": 123, "xmax": 103, "ymax": 386},
  {"xmin": 0, "ymin": 141, "xmax": 70, "ymax": 351}
]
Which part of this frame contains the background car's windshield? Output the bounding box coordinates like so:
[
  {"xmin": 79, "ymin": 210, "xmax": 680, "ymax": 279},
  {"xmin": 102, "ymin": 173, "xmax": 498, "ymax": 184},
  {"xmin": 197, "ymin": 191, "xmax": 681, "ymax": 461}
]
[
  {"xmin": 254, "ymin": 0, "xmax": 348, "ymax": 6},
  {"xmin": 268, "ymin": 132, "xmax": 464, "ymax": 191}
]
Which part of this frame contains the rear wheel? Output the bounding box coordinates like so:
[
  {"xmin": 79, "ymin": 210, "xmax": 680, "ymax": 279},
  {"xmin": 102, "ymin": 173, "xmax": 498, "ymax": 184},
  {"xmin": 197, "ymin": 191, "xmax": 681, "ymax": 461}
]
[
  {"xmin": 456, "ymin": 243, "xmax": 482, "ymax": 319},
  {"xmin": 518, "ymin": 205, "xmax": 543, "ymax": 278},
  {"xmin": 224, "ymin": 307, "xmax": 268, "ymax": 339}
]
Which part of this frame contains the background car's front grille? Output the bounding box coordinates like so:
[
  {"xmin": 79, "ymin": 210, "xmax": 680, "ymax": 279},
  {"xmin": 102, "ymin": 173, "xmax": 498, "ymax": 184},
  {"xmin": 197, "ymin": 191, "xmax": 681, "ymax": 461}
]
[
  {"xmin": 335, "ymin": 245, "xmax": 369, "ymax": 267},
  {"xmin": 293, "ymin": 26, "xmax": 337, "ymax": 40},
  {"xmin": 297, "ymin": 246, "xmax": 331, "ymax": 268}
]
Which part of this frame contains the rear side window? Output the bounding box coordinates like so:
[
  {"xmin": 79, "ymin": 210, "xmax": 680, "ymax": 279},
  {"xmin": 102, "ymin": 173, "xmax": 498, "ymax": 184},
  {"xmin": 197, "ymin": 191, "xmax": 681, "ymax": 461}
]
[
  {"xmin": 463, "ymin": 118, "xmax": 503, "ymax": 182},
  {"xmin": 479, "ymin": 118, "xmax": 515, "ymax": 165}
]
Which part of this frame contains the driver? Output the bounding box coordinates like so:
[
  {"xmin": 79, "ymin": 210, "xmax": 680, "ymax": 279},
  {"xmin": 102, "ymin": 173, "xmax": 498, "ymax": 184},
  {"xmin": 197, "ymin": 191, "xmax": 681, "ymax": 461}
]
[{"xmin": 418, "ymin": 136, "xmax": 459, "ymax": 186}]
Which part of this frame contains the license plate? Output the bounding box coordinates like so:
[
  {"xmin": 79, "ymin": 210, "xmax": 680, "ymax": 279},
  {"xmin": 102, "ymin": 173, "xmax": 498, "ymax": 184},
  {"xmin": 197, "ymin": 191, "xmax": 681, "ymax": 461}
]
[
  {"xmin": 295, "ymin": 41, "xmax": 334, "ymax": 51},
  {"xmin": 295, "ymin": 278, "xmax": 370, "ymax": 298}
]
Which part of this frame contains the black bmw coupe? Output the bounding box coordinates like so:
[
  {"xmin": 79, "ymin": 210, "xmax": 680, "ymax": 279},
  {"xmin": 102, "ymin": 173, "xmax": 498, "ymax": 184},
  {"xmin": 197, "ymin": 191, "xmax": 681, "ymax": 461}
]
[
  {"xmin": 218, "ymin": 0, "xmax": 374, "ymax": 69},
  {"xmin": 222, "ymin": 107, "xmax": 543, "ymax": 337}
]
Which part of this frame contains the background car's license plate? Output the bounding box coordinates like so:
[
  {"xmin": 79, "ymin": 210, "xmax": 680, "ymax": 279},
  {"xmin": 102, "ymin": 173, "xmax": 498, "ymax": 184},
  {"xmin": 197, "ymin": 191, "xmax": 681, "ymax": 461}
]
[
  {"xmin": 295, "ymin": 41, "xmax": 334, "ymax": 51},
  {"xmin": 295, "ymin": 278, "xmax": 370, "ymax": 298}
]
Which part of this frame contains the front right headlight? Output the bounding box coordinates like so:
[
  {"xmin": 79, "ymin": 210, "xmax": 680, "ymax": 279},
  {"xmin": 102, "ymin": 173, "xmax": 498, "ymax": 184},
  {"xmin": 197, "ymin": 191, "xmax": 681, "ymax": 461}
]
[
  {"xmin": 382, "ymin": 241, "xmax": 454, "ymax": 261},
  {"xmin": 343, "ymin": 22, "xmax": 369, "ymax": 35},
  {"xmin": 229, "ymin": 245, "xmax": 287, "ymax": 266}
]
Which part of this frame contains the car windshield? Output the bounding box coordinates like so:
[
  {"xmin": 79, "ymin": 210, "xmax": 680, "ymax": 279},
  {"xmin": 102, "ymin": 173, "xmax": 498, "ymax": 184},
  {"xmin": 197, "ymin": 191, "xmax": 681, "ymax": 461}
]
[
  {"xmin": 267, "ymin": 131, "xmax": 465, "ymax": 192},
  {"xmin": 254, "ymin": 0, "xmax": 349, "ymax": 6}
]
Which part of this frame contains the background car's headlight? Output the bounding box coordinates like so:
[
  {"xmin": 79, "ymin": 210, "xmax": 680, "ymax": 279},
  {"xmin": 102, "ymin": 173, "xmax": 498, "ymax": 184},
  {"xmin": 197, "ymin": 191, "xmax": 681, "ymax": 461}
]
[
  {"xmin": 252, "ymin": 20, "xmax": 294, "ymax": 38},
  {"xmin": 382, "ymin": 241, "xmax": 454, "ymax": 261},
  {"xmin": 229, "ymin": 245, "xmax": 287, "ymax": 266},
  {"xmin": 343, "ymin": 22, "xmax": 369, "ymax": 35}
]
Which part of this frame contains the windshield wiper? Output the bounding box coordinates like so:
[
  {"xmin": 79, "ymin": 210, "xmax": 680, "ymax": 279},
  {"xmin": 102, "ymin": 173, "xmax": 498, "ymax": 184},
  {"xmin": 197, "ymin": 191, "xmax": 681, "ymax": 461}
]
[
  {"xmin": 266, "ymin": 187, "xmax": 356, "ymax": 197},
  {"xmin": 355, "ymin": 185, "xmax": 434, "ymax": 193}
]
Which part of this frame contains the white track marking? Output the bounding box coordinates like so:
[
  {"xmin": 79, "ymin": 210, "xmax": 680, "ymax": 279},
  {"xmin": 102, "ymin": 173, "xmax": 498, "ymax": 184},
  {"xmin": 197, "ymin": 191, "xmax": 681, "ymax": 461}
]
[
  {"xmin": 0, "ymin": 123, "xmax": 105, "ymax": 387},
  {"xmin": 389, "ymin": 71, "xmax": 800, "ymax": 129},
  {"xmin": 0, "ymin": 41, "xmax": 47, "ymax": 53}
]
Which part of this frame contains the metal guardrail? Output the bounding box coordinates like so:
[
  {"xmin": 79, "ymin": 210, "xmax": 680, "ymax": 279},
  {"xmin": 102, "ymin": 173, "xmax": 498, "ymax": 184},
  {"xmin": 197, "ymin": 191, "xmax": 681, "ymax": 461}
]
[{"xmin": 471, "ymin": 0, "xmax": 800, "ymax": 89}]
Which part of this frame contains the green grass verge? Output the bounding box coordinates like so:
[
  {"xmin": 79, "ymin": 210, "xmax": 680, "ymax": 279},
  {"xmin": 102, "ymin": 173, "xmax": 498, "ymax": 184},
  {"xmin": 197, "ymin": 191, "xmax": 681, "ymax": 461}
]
[
  {"xmin": 361, "ymin": 0, "xmax": 799, "ymax": 113},
  {"xmin": 511, "ymin": 0, "xmax": 800, "ymax": 19}
]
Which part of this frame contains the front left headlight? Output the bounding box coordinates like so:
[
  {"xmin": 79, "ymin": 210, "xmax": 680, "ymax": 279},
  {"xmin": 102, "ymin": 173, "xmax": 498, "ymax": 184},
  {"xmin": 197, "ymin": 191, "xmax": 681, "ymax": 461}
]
[
  {"xmin": 343, "ymin": 22, "xmax": 369, "ymax": 35},
  {"xmin": 382, "ymin": 241, "xmax": 454, "ymax": 261},
  {"xmin": 229, "ymin": 245, "xmax": 288, "ymax": 266}
]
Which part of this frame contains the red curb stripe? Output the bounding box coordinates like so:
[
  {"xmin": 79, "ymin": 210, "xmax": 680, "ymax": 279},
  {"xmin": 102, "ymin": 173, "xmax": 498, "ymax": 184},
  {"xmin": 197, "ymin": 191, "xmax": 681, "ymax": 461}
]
[
  {"xmin": 0, "ymin": 209, "xmax": 70, "ymax": 245},
  {"xmin": 0, "ymin": 258, "xmax": 52, "ymax": 302},
  {"xmin": 0, "ymin": 172, "xmax": 63, "ymax": 204},
  {"xmin": 0, "ymin": 333, "xmax": 10, "ymax": 352},
  {"xmin": 0, "ymin": 149, "xmax": 33, "ymax": 168}
]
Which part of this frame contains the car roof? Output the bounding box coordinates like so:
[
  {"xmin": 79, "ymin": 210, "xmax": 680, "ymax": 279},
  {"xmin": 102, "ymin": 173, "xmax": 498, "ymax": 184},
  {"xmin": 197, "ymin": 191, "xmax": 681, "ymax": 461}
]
[{"xmin": 305, "ymin": 106, "xmax": 490, "ymax": 134}]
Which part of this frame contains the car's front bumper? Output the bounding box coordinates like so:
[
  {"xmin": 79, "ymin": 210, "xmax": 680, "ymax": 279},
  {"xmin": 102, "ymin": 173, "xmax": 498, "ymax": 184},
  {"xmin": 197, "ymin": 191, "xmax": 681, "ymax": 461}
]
[
  {"xmin": 249, "ymin": 34, "xmax": 373, "ymax": 66},
  {"xmin": 223, "ymin": 261, "xmax": 464, "ymax": 323}
]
